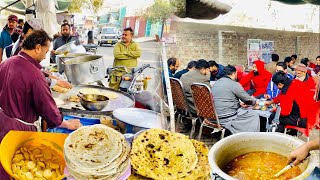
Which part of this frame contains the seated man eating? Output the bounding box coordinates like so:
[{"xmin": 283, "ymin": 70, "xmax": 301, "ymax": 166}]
[{"xmin": 265, "ymin": 71, "xmax": 317, "ymax": 134}]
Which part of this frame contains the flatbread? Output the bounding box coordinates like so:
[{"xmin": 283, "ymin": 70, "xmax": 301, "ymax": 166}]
[
  {"xmin": 79, "ymin": 88, "xmax": 101, "ymax": 95},
  {"xmin": 180, "ymin": 140, "xmax": 211, "ymax": 180},
  {"xmin": 64, "ymin": 124, "xmax": 123, "ymax": 170},
  {"xmin": 130, "ymin": 129, "xmax": 198, "ymax": 180},
  {"xmin": 52, "ymin": 85, "xmax": 70, "ymax": 93},
  {"xmin": 100, "ymin": 91, "xmax": 119, "ymax": 99}
]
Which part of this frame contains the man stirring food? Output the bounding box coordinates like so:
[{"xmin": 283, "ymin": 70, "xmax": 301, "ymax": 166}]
[{"xmin": 0, "ymin": 30, "xmax": 81, "ymax": 179}]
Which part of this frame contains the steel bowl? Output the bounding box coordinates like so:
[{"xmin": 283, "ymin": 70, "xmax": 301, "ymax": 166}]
[{"xmin": 79, "ymin": 94, "xmax": 109, "ymax": 111}]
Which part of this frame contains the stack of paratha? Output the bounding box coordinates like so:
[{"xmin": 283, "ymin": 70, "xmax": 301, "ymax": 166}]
[
  {"xmin": 64, "ymin": 124, "xmax": 130, "ymax": 179},
  {"xmin": 129, "ymin": 129, "xmax": 211, "ymax": 180}
]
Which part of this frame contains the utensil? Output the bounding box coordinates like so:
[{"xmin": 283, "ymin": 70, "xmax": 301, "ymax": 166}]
[
  {"xmin": 64, "ymin": 55, "xmax": 106, "ymax": 85},
  {"xmin": 274, "ymin": 153, "xmax": 311, "ymax": 177},
  {"xmin": 78, "ymin": 94, "xmax": 109, "ymax": 111}
]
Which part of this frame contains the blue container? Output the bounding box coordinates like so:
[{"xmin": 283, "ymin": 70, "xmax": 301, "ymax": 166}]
[{"xmin": 47, "ymin": 115, "xmax": 100, "ymax": 134}]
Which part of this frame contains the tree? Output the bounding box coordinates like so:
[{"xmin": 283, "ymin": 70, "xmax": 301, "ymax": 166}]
[
  {"xmin": 68, "ymin": 0, "xmax": 104, "ymax": 14},
  {"xmin": 136, "ymin": 0, "xmax": 185, "ymax": 38}
]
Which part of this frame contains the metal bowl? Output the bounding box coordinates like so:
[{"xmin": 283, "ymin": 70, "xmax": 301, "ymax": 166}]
[{"xmin": 79, "ymin": 94, "xmax": 109, "ymax": 111}]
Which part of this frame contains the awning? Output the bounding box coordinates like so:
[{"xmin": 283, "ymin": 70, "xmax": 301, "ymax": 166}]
[{"xmin": 3, "ymin": 0, "xmax": 71, "ymax": 11}]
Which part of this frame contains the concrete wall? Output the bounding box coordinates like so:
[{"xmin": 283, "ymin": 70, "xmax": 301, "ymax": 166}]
[{"xmin": 166, "ymin": 21, "xmax": 320, "ymax": 69}]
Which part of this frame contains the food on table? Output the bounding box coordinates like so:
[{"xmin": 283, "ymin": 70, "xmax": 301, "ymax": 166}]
[
  {"xmin": 79, "ymin": 88, "xmax": 100, "ymax": 95},
  {"xmin": 260, "ymin": 105, "xmax": 267, "ymax": 111},
  {"xmin": 51, "ymin": 85, "xmax": 70, "ymax": 93},
  {"xmin": 11, "ymin": 143, "xmax": 64, "ymax": 180},
  {"xmin": 68, "ymin": 95, "xmax": 80, "ymax": 103},
  {"xmin": 64, "ymin": 124, "xmax": 130, "ymax": 179},
  {"xmin": 130, "ymin": 129, "xmax": 211, "ymax": 180},
  {"xmin": 100, "ymin": 91, "xmax": 119, "ymax": 99},
  {"xmin": 224, "ymin": 152, "xmax": 302, "ymax": 180},
  {"xmin": 79, "ymin": 88, "xmax": 119, "ymax": 99}
]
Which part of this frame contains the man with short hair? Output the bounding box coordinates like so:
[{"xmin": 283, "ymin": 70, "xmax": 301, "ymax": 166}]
[
  {"xmin": 51, "ymin": 23, "xmax": 80, "ymax": 62},
  {"xmin": 212, "ymin": 65, "xmax": 260, "ymax": 134},
  {"xmin": 113, "ymin": 27, "xmax": 141, "ymax": 67},
  {"xmin": 265, "ymin": 71, "xmax": 317, "ymax": 133},
  {"xmin": 17, "ymin": 19, "xmax": 24, "ymax": 30},
  {"xmin": 265, "ymin": 53, "xmax": 279, "ymax": 74},
  {"xmin": 180, "ymin": 59, "xmax": 210, "ymax": 114},
  {"xmin": 0, "ymin": 30, "xmax": 82, "ymax": 179},
  {"xmin": 109, "ymin": 27, "xmax": 141, "ymax": 90},
  {"xmin": 167, "ymin": 57, "xmax": 180, "ymax": 77},
  {"xmin": 265, "ymin": 62, "xmax": 294, "ymax": 99},
  {"xmin": 291, "ymin": 54, "xmax": 298, "ymax": 68},
  {"xmin": 208, "ymin": 60, "xmax": 225, "ymax": 81},
  {"xmin": 0, "ymin": 15, "xmax": 18, "ymax": 63},
  {"xmin": 174, "ymin": 60, "xmax": 197, "ymax": 79},
  {"xmin": 314, "ymin": 56, "xmax": 320, "ymax": 75},
  {"xmin": 284, "ymin": 56, "xmax": 294, "ymax": 76}
]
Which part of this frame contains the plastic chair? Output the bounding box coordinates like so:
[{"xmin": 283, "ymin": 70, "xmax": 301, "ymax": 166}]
[
  {"xmin": 284, "ymin": 102, "xmax": 320, "ymax": 141},
  {"xmin": 190, "ymin": 83, "xmax": 225, "ymax": 141},
  {"xmin": 169, "ymin": 77, "xmax": 198, "ymax": 138}
]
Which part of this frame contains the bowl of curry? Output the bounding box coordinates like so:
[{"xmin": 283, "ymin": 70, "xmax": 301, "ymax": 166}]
[{"xmin": 208, "ymin": 132, "xmax": 316, "ymax": 180}]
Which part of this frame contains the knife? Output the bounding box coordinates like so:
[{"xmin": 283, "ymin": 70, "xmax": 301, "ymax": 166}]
[{"xmin": 274, "ymin": 153, "xmax": 311, "ymax": 177}]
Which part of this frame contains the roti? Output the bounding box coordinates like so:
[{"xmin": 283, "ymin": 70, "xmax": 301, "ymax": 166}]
[
  {"xmin": 100, "ymin": 91, "xmax": 119, "ymax": 99},
  {"xmin": 64, "ymin": 124, "xmax": 123, "ymax": 170},
  {"xmin": 79, "ymin": 88, "xmax": 101, "ymax": 95},
  {"xmin": 130, "ymin": 129, "xmax": 198, "ymax": 179},
  {"xmin": 180, "ymin": 140, "xmax": 211, "ymax": 180}
]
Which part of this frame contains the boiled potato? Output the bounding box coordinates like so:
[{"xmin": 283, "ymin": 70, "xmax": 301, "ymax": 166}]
[
  {"xmin": 43, "ymin": 169, "xmax": 53, "ymax": 179},
  {"xmin": 11, "ymin": 144, "xmax": 64, "ymax": 179}
]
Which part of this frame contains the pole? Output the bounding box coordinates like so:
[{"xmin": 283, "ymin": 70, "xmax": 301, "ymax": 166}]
[
  {"xmin": 161, "ymin": 41, "xmax": 175, "ymax": 132},
  {"xmin": 25, "ymin": 0, "xmax": 34, "ymax": 20}
]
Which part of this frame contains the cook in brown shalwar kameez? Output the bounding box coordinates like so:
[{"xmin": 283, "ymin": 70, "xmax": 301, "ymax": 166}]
[{"xmin": 0, "ymin": 30, "xmax": 81, "ymax": 179}]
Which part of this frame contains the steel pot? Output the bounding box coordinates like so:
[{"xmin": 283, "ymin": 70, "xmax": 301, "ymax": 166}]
[
  {"xmin": 208, "ymin": 132, "xmax": 317, "ymax": 180},
  {"xmin": 56, "ymin": 53, "xmax": 89, "ymax": 74},
  {"xmin": 64, "ymin": 55, "xmax": 106, "ymax": 85}
]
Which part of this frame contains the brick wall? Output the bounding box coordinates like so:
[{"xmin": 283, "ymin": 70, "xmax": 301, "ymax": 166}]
[{"xmin": 166, "ymin": 21, "xmax": 320, "ymax": 69}]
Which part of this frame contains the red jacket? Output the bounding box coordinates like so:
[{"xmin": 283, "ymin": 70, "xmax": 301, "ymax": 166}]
[
  {"xmin": 304, "ymin": 75, "xmax": 317, "ymax": 99},
  {"xmin": 240, "ymin": 60, "xmax": 272, "ymax": 96},
  {"xmin": 273, "ymin": 80, "xmax": 317, "ymax": 119}
]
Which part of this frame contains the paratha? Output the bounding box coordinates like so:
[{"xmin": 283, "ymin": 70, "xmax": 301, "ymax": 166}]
[
  {"xmin": 79, "ymin": 88, "xmax": 101, "ymax": 95},
  {"xmin": 130, "ymin": 129, "xmax": 198, "ymax": 179},
  {"xmin": 66, "ymin": 136, "xmax": 130, "ymax": 175},
  {"xmin": 64, "ymin": 124, "xmax": 123, "ymax": 170},
  {"xmin": 180, "ymin": 140, "xmax": 211, "ymax": 180},
  {"xmin": 100, "ymin": 91, "xmax": 119, "ymax": 99}
]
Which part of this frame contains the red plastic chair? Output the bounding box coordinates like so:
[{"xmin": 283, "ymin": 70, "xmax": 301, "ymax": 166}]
[{"xmin": 284, "ymin": 101, "xmax": 320, "ymax": 141}]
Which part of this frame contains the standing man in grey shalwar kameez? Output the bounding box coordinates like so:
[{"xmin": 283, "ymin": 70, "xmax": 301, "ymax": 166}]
[{"xmin": 212, "ymin": 65, "xmax": 260, "ymax": 134}]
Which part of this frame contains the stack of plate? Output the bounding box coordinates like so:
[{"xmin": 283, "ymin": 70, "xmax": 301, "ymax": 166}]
[
  {"xmin": 64, "ymin": 124, "xmax": 130, "ymax": 180},
  {"xmin": 129, "ymin": 129, "xmax": 211, "ymax": 180}
]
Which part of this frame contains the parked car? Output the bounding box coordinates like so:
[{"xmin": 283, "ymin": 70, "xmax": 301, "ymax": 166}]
[{"xmin": 98, "ymin": 27, "xmax": 120, "ymax": 46}]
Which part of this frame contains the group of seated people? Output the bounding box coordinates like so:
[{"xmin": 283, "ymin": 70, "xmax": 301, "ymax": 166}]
[{"xmin": 168, "ymin": 54, "xmax": 319, "ymax": 136}]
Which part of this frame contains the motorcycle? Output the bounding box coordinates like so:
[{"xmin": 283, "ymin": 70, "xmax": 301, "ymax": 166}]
[{"xmin": 106, "ymin": 64, "xmax": 160, "ymax": 112}]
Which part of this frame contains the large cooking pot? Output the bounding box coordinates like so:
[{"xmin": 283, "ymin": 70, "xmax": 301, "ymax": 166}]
[
  {"xmin": 208, "ymin": 132, "xmax": 317, "ymax": 180},
  {"xmin": 56, "ymin": 53, "xmax": 89, "ymax": 74},
  {"xmin": 64, "ymin": 55, "xmax": 106, "ymax": 85}
]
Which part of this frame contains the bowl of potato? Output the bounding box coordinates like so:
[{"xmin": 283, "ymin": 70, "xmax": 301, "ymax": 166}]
[{"xmin": 0, "ymin": 131, "xmax": 68, "ymax": 180}]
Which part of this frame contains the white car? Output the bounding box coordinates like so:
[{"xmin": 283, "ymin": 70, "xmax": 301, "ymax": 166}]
[{"xmin": 98, "ymin": 27, "xmax": 121, "ymax": 46}]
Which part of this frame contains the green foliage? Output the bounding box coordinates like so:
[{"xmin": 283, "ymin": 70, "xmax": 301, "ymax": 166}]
[
  {"xmin": 68, "ymin": 0, "xmax": 104, "ymax": 14},
  {"xmin": 136, "ymin": 0, "xmax": 177, "ymax": 23}
]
